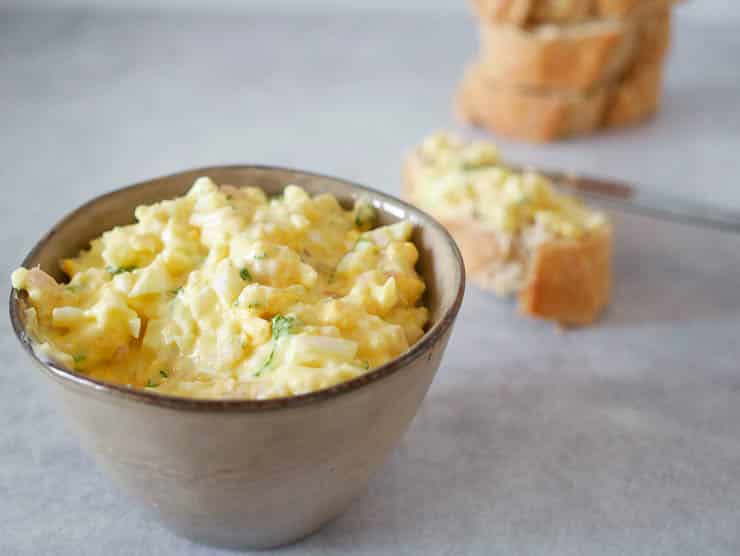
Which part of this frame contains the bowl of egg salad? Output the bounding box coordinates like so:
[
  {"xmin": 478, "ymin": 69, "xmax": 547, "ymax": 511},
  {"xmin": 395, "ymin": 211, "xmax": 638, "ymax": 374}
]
[{"xmin": 9, "ymin": 166, "xmax": 464, "ymax": 549}]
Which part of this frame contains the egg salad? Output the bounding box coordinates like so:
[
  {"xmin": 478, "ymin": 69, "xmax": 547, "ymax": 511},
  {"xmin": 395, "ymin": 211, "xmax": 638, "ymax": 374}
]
[
  {"xmin": 413, "ymin": 132, "xmax": 606, "ymax": 239},
  {"xmin": 11, "ymin": 178, "xmax": 429, "ymax": 399}
]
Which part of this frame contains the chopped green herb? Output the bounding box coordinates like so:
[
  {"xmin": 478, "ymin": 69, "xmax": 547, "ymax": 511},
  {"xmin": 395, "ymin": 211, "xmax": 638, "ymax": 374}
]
[
  {"xmin": 107, "ymin": 265, "xmax": 137, "ymax": 276},
  {"xmin": 159, "ymin": 370, "xmax": 169, "ymax": 378},
  {"xmin": 226, "ymin": 194, "xmax": 233, "ymax": 201},
  {"xmin": 169, "ymin": 287, "xmax": 183, "ymax": 297},
  {"xmin": 271, "ymin": 315, "xmax": 297, "ymax": 341},
  {"xmin": 254, "ymin": 253, "xmax": 267, "ymax": 260},
  {"xmin": 353, "ymin": 237, "xmax": 372, "ymax": 249},
  {"xmin": 239, "ymin": 268, "xmax": 252, "ymax": 281},
  {"xmin": 461, "ymin": 160, "xmax": 487, "ymax": 171},
  {"xmin": 73, "ymin": 354, "xmax": 86, "ymax": 364},
  {"xmin": 146, "ymin": 379, "xmax": 159, "ymax": 388},
  {"xmin": 353, "ymin": 202, "xmax": 376, "ymax": 230},
  {"xmin": 65, "ymin": 284, "xmax": 79, "ymax": 293},
  {"xmin": 247, "ymin": 302, "xmax": 262, "ymax": 309},
  {"xmin": 257, "ymin": 352, "xmax": 275, "ymax": 376},
  {"xmin": 255, "ymin": 314, "xmax": 298, "ymax": 376},
  {"xmin": 362, "ymin": 360, "xmax": 370, "ymax": 370}
]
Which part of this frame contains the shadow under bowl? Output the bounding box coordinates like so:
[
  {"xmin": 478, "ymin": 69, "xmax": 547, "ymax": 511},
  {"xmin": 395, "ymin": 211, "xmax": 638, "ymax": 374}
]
[{"xmin": 8, "ymin": 166, "xmax": 465, "ymax": 549}]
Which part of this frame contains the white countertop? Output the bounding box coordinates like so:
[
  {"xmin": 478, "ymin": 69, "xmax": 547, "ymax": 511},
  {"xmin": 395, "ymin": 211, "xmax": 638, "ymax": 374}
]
[{"xmin": 2, "ymin": 8, "xmax": 740, "ymax": 556}]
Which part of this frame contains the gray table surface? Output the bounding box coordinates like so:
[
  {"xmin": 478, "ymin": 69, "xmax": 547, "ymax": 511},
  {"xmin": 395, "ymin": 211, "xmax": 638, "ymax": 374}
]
[{"xmin": 2, "ymin": 7, "xmax": 740, "ymax": 556}]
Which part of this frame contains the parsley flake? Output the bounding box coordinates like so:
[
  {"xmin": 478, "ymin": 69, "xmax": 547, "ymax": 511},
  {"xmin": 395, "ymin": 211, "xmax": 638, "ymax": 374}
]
[
  {"xmin": 255, "ymin": 314, "xmax": 298, "ymax": 376},
  {"xmin": 146, "ymin": 379, "xmax": 159, "ymax": 388},
  {"xmin": 353, "ymin": 237, "xmax": 372, "ymax": 249},
  {"xmin": 239, "ymin": 268, "xmax": 252, "ymax": 281},
  {"xmin": 159, "ymin": 370, "xmax": 169, "ymax": 378},
  {"xmin": 353, "ymin": 202, "xmax": 376, "ymax": 230},
  {"xmin": 107, "ymin": 265, "xmax": 137, "ymax": 276}
]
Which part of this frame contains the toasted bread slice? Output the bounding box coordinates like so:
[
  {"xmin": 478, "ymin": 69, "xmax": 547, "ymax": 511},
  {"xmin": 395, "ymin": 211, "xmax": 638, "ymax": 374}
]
[
  {"xmin": 457, "ymin": 54, "xmax": 664, "ymax": 142},
  {"xmin": 478, "ymin": 19, "xmax": 636, "ymax": 89},
  {"xmin": 473, "ymin": 0, "xmax": 675, "ymax": 25},
  {"xmin": 457, "ymin": 64, "xmax": 608, "ymax": 142},
  {"xmin": 403, "ymin": 133, "xmax": 612, "ymax": 325},
  {"xmin": 477, "ymin": 10, "xmax": 670, "ymax": 89},
  {"xmin": 632, "ymin": 8, "xmax": 672, "ymax": 66},
  {"xmin": 605, "ymin": 56, "xmax": 664, "ymax": 127}
]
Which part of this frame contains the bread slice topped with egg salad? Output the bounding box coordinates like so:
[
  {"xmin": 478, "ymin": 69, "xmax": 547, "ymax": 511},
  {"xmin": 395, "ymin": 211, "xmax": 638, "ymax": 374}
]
[
  {"xmin": 403, "ymin": 132, "xmax": 611, "ymax": 325},
  {"xmin": 11, "ymin": 179, "xmax": 429, "ymax": 399}
]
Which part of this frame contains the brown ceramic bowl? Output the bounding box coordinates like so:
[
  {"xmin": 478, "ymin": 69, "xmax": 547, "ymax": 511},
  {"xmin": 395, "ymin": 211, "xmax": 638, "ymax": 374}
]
[{"xmin": 9, "ymin": 166, "xmax": 465, "ymax": 549}]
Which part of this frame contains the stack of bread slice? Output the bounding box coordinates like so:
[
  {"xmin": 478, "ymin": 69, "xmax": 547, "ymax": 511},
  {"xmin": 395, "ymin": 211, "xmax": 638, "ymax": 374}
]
[{"xmin": 458, "ymin": 0, "xmax": 678, "ymax": 142}]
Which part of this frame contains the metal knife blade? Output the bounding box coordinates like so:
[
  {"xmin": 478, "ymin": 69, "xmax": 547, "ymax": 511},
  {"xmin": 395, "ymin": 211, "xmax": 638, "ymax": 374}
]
[{"xmin": 531, "ymin": 169, "xmax": 740, "ymax": 234}]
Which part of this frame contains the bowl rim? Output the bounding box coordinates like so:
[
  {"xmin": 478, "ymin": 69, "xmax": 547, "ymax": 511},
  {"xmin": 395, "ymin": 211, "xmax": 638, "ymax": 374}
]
[{"xmin": 9, "ymin": 164, "xmax": 465, "ymax": 412}]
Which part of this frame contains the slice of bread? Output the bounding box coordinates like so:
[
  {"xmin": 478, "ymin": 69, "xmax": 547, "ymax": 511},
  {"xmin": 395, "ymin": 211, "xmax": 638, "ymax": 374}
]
[
  {"xmin": 457, "ymin": 56, "xmax": 664, "ymax": 142},
  {"xmin": 592, "ymin": 46, "xmax": 667, "ymax": 128},
  {"xmin": 473, "ymin": 0, "xmax": 675, "ymax": 25},
  {"xmin": 605, "ymin": 57, "xmax": 664, "ymax": 127},
  {"xmin": 477, "ymin": 10, "xmax": 670, "ymax": 88},
  {"xmin": 402, "ymin": 133, "xmax": 612, "ymax": 325},
  {"xmin": 478, "ymin": 19, "xmax": 636, "ymax": 89},
  {"xmin": 632, "ymin": 8, "xmax": 672, "ymax": 66},
  {"xmin": 457, "ymin": 64, "xmax": 608, "ymax": 142}
]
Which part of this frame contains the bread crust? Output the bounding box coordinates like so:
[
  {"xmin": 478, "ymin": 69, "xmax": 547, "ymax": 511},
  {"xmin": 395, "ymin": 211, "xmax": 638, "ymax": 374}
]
[
  {"xmin": 604, "ymin": 58, "xmax": 663, "ymax": 127},
  {"xmin": 478, "ymin": 19, "xmax": 636, "ymax": 89},
  {"xmin": 519, "ymin": 225, "xmax": 612, "ymax": 324},
  {"xmin": 457, "ymin": 64, "xmax": 609, "ymax": 142},
  {"xmin": 457, "ymin": 54, "xmax": 664, "ymax": 141},
  {"xmin": 632, "ymin": 9, "xmax": 672, "ymax": 66},
  {"xmin": 402, "ymin": 153, "xmax": 612, "ymax": 325},
  {"xmin": 473, "ymin": 0, "xmax": 675, "ymax": 25},
  {"xmin": 477, "ymin": 10, "xmax": 670, "ymax": 89}
]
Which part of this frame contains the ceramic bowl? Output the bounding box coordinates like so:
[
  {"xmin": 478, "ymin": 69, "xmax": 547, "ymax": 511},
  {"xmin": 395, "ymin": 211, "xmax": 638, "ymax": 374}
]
[{"xmin": 9, "ymin": 166, "xmax": 465, "ymax": 549}]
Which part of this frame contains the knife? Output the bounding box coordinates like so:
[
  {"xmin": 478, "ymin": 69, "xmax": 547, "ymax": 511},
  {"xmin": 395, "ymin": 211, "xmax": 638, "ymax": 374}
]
[{"xmin": 530, "ymin": 169, "xmax": 740, "ymax": 234}]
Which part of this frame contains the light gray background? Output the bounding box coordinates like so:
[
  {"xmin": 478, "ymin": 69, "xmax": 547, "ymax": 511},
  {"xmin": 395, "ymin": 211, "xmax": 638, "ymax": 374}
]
[
  {"xmin": 2, "ymin": 2, "xmax": 740, "ymax": 556},
  {"xmin": 0, "ymin": 0, "xmax": 740, "ymax": 22},
  {"xmin": 1, "ymin": 0, "xmax": 738, "ymax": 23}
]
